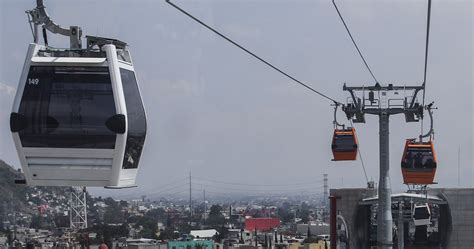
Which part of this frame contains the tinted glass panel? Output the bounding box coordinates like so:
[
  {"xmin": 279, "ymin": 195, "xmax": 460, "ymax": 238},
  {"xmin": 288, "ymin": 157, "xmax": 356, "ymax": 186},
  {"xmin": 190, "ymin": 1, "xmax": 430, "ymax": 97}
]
[
  {"xmin": 414, "ymin": 207, "xmax": 430, "ymax": 219},
  {"xmin": 18, "ymin": 66, "xmax": 116, "ymax": 148},
  {"xmin": 333, "ymin": 134, "xmax": 356, "ymax": 152},
  {"xmin": 404, "ymin": 147, "xmax": 436, "ymax": 169},
  {"xmin": 120, "ymin": 68, "xmax": 146, "ymax": 169}
]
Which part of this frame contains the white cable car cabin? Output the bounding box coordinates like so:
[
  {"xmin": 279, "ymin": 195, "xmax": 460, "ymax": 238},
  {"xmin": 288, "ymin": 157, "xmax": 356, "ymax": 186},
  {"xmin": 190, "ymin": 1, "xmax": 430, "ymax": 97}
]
[
  {"xmin": 10, "ymin": 36, "xmax": 147, "ymax": 188},
  {"xmin": 413, "ymin": 203, "xmax": 431, "ymax": 226}
]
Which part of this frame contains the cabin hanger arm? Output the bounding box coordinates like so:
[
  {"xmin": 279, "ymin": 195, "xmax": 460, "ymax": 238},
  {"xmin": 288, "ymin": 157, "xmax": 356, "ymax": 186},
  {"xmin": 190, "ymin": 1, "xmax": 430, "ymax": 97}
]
[
  {"xmin": 26, "ymin": 0, "xmax": 82, "ymax": 49},
  {"xmin": 419, "ymin": 102, "xmax": 435, "ymax": 141}
]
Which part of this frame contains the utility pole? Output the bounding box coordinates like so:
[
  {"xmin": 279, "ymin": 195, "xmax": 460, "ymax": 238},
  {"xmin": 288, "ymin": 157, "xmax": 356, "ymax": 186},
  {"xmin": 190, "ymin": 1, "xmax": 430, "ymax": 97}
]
[
  {"xmin": 203, "ymin": 189, "xmax": 207, "ymax": 220},
  {"xmin": 11, "ymin": 192, "xmax": 16, "ymax": 241},
  {"xmin": 2, "ymin": 201, "xmax": 7, "ymax": 228},
  {"xmin": 323, "ymin": 174, "xmax": 329, "ymax": 222},
  {"xmin": 189, "ymin": 172, "xmax": 192, "ymax": 217},
  {"xmin": 458, "ymin": 146, "xmax": 461, "ymax": 187},
  {"xmin": 323, "ymin": 174, "xmax": 328, "ymax": 207},
  {"xmin": 343, "ymin": 83, "xmax": 424, "ymax": 249}
]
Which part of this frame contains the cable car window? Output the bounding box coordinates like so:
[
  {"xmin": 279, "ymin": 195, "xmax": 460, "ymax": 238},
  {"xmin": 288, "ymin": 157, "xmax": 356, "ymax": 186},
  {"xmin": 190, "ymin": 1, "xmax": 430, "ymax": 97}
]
[
  {"xmin": 404, "ymin": 147, "xmax": 435, "ymax": 169},
  {"xmin": 18, "ymin": 66, "xmax": 116, "ymax": 148},
  {"xmin": 333, "ymin": 134, "xmax": 356, "ymax": 152},
  {"xmin": 414, "ymin": 207, "xmax": 430, "ymax": 220},
  {"xmin": 120, "ymin": 68, "xmax": 146, "ymax": 169}
]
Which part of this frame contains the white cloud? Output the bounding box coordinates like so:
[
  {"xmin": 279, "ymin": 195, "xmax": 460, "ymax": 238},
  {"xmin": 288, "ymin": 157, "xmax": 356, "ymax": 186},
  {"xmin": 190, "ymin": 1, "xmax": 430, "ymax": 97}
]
[{"xmin": 0, "ymin": 82, "xmax": 15, "ymax": 95}]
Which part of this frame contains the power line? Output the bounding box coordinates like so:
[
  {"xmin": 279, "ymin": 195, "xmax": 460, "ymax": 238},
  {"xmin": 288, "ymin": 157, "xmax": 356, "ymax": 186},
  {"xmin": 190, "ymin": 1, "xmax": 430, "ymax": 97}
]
[
  {"xmin": 142, "ymin": 178, "xmax": 188, "ymax": 194},
  {"xmin": 146, "ymin": 182, "xmax": 190, "ymax": 196},
  {"xmin": 332, "ymin": 0, "xmax": 378, "ymax": 84},
  {"xmin": 203, "ymin": 189, "xmax": 323, "ymax": 198},
  {"xmin": 192, "ymin": 176, "xmax": 323, "ymax": 187},
  {"xmin": 112, "ymin": 177, "xmax": 189, "ymax": 199},
  {"xmin": 144, "ymin": 177, "xmax": 188, "ymax": 190},
  {"xmin": 158, "ymin": 189, "xmax": 190, "ymax": 200},
  {"xmin": 166, "ymin": 0, "xmax": 342, "ymax": 105},
  {"xmin": 192, "ymin": 181, "xmax": 324, "ymax": 193}
]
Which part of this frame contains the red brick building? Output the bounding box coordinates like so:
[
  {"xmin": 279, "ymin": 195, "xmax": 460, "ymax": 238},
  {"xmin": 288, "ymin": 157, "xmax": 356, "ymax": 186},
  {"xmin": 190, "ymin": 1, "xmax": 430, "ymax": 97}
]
[{"xmin": 245, "ymin": 218, "xmax": 280, "ymax": 232}]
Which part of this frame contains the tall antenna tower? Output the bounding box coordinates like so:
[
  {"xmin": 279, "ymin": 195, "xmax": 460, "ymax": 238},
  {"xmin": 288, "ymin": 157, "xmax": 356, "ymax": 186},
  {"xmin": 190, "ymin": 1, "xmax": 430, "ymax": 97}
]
[
  {"xmin": 69, "ymin": 187, "xmax": 87, "ymax": 230},
  {"xmin": 203, "ymin": 189, "xmax": 207, "ymax": 220},
  {"xmin": 458, "ymin": 146, "xmax": 461, "ymax": 187},
  {"xmin": 323, "ymin": 174, "xmax": 328, "ymax": 207},
  {"xmin": 189, "ymin": 172, "xmax": 193, "ymax": 217}
]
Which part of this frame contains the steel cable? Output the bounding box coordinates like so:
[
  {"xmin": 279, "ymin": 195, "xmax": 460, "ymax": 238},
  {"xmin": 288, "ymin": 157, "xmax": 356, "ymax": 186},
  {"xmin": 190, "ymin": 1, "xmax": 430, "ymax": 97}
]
[
  {"xmin": 166, "ymin": 0, "xmax": 342, "ymax": 105},
  {"xmin": 332, "ymin": 0, "xmax": 379, "ymax": 84}
]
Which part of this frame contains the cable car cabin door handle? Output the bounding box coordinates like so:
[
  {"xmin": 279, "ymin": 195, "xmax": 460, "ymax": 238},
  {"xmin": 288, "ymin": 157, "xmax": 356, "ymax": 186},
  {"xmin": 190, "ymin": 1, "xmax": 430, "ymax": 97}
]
[{"xmin": 105, "ymin": 114, "xmax": 126, "ymax": 134}]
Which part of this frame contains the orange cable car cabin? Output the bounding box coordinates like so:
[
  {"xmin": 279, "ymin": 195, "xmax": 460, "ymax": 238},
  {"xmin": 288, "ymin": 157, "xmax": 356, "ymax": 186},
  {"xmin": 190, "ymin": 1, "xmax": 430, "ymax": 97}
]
[
  {"xmin": 401, "ymin": 140, "xmax": 437, "ymax": 185},
  {"xmin": 331, "ymin": 128, "xmax": 358, "ymax": 161}
]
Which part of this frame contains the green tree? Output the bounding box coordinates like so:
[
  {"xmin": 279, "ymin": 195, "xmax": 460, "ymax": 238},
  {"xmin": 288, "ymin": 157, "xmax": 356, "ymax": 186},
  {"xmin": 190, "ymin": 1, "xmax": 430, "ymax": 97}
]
[
  {"xmin": 30, "ymin": 215, "xmax": 43, "ymax": 229},
  {"xmin": 207, "ymin": 205, "xmax": 225, "ymax": 227},
  {"xmin": 145, "ymin": 208, "xmax": 165, "ymax": 220},
  {"xmin": 158, "ymin": 227, "xmax": 179, "ymax": 240},
  {"xmin": 86, "ymin": 224, "xmax": 128, "ymax": 246},
  {"xmin": 103, "ymin": 198, "xmax": 124, "ymax": 224},
  {"xmin": 299, "ymin": 202, "xmax": 311, "ymax": 223},
  {"xmin": 30, "ymin": 214, "xmax": 54, "ymax": 230},
  {"xmin": 277, "ymin": 207, "xmax": 293, "ymax": 223},
  {"xmin": 135, "ymin": 216, "xmax": 158, "ymax": 239},
  {"xmin": 213, "ymin": 226, "xmax": 228, "ymax": 243}
]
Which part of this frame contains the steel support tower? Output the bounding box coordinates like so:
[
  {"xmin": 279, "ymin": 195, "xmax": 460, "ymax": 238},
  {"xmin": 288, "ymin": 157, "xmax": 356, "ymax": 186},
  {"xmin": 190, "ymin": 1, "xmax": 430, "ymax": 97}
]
[
  {"xmin": 398, "ymin": 201, "xmax": 404, "ymax": 249},
  {"xmin": 70, "ymin": 187, "xmax": 87, "ymax": 230},
  {"xmin": 343, "ymin": 83, "xmax": 424, "ymax": 249}
]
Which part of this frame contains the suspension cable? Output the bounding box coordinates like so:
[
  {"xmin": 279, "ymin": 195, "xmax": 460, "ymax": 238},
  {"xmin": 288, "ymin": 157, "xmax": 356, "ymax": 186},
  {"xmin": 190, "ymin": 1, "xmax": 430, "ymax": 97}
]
[
  {"xmin": 350, "ymin": 120, "xmax": 369, "ymax": 184},
  {"xmin": 166, "ymin": 0, "xmax": 342, "ymax": 105},
  {"xmin": 422, "ymin": 0, "xmax": 432, "ymax": 106},
  {"xmin": 421, "ymin": 0, "xmax": 432, "ymax": 138},
  {"xmin": 332, "ymin": 0, "xmax": 379, "ymax": 84}
]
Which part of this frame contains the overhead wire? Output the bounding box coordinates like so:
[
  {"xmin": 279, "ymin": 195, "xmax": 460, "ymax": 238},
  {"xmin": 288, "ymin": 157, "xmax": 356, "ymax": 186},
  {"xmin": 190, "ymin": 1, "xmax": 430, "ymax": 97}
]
[
  {"xmin": 165, "ymin": 1, "xmax": 422, "ymax": 192},
  {"xmin": 111, "ymin": 177, "xmax": 189, "ymax": 199},
  {"xmin": 202, "ymin": 189, "xmax": 323, "ymax": 198},
  {"xmin": 192, "ymin": 176, "xmax": 323, "ymax": 187},
  {"xmin": 192, "ymin": 181, "xmax": 324, "ymax": 193},
  {"xmin": 158, "ymin": 189, "xmax": 190, "ymax": 201},
  {"xmin": 332, "ymin": 0, "xmax": 379, "ymax": 84},
  {"xmin": 166, "ymin": 0, "xmax": 342, "ymax": 105},
  {"xmin": 145, "ymin": 182, "xmax": 190, "ymax": 197}
]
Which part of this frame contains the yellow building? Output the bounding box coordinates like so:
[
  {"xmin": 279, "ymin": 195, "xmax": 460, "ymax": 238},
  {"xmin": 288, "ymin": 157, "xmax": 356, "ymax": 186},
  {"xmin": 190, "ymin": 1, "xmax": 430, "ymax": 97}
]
[{"xmin": 303, "ymin": 241, "xmax": 329, "ymax": 249}]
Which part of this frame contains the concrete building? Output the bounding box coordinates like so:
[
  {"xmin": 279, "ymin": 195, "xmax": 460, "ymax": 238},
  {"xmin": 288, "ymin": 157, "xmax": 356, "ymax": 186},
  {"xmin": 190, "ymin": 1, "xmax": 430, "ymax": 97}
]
[
  {"xmin": 167, "ymin": 240, "xmax": 213, "ymax": 249},
  {"xmin": 296, "ymin": 223, "xmax": 330, "ymax": 237},
  {"xmin": 273, "ymin": 241, "xmax": 329, "ymax": 249},
  {"xmin": 190, "ymin": 229, "xmax": 219, "ymax": 240},
  {"xmin": 330, "ymin": 188, "xmax": 474, "ymax": 249}
]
